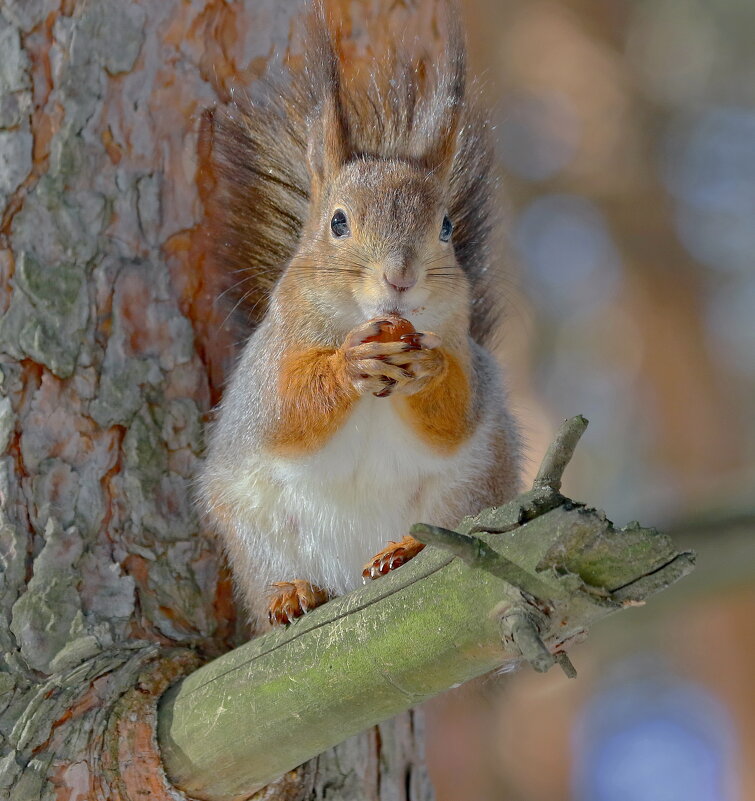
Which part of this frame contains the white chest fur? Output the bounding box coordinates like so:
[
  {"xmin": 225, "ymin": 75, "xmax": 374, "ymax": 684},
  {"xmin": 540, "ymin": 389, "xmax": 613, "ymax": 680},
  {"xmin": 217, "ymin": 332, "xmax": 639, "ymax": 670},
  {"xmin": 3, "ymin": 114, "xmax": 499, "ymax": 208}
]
[{"xmin": 234, "ymin": 394, "xmax": 489, "ymax": 595}]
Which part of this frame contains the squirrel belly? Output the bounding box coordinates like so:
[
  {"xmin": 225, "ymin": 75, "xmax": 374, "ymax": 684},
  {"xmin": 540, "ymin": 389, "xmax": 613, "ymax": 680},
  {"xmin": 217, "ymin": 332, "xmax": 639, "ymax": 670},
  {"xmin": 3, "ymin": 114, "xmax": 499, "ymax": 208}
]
[
  {"xmin": 200, "ymin": 336, "xmax": 512, "ymax": 625},
  {"xmin": 265, "ymin": 390, "xmax": 481, "ymax": 587}
]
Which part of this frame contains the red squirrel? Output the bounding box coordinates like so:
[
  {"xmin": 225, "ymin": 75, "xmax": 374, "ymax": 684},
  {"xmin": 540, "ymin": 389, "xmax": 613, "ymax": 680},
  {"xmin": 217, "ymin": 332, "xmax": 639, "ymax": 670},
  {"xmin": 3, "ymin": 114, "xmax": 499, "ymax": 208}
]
[{"xmin": 199, "ymin": 4, "xmax": 520, "ymax": 628}]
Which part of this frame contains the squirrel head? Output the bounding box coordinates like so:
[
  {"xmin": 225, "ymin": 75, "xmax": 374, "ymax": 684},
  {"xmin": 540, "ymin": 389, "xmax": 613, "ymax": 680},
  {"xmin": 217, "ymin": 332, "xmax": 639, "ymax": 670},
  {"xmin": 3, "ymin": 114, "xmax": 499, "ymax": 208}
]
[
  {"xmin": 293, "ymin": 154, "xmax": 466, "ymax": 333},
  {"xmin": 213, "ymin": 1, "xmax": 498, "ymax": 344},
  {"xmin": 280, "ymin": 3, "xmax": 473, "ymax": 338}
]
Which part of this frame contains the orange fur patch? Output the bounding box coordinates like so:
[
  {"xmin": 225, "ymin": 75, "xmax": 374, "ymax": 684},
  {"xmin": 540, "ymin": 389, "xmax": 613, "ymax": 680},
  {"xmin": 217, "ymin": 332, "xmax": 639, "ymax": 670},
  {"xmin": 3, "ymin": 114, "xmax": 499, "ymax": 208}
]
[
  {"xmin": 398, "ymin": 351, "xmax": 471, "ymax": 454},
  {"xmin": 266, "ymin": 347, "xmax": 359, "ymax": 457}
]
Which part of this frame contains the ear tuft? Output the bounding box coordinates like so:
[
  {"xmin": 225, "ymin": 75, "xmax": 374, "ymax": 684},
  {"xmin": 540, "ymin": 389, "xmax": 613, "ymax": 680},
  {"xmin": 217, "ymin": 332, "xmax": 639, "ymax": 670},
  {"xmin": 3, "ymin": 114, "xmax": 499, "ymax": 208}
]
[
  {"xmin": 305, "ymin": 2, "xmax": 351, "ymax": 185},
  {"xmin": 421, "ymin": 1, "xmax": 466, "ymax": 180},
  {"xmin": 307, "ymin": 95, "xmax": 351, "ymax": 184}
]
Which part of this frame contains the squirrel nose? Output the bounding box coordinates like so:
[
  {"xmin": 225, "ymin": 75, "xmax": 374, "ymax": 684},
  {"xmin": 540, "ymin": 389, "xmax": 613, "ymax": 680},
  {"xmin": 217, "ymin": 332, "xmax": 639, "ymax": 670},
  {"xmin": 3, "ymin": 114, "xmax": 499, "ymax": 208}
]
[{"xmin": 383, "ymin": 272, "xmax": 417, "ymax": 292}]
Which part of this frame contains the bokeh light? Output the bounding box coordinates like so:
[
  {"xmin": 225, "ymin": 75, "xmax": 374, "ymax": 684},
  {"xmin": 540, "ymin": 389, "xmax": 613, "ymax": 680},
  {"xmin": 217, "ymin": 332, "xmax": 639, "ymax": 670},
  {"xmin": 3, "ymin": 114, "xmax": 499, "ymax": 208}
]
[
  {"xmin": 513, "ymin": 194, "xmax": 622, "ymax": 317},
  {"xmin": 665, "ymin": 108, "xmax": 755, "ymax": 276},
  {"xmin": 497, "ymin": 91, "xmax": 580, "ymax": 181},
  {"xmin": 574, "ymin": 670, "xmax": 735, "ymax": 801}
]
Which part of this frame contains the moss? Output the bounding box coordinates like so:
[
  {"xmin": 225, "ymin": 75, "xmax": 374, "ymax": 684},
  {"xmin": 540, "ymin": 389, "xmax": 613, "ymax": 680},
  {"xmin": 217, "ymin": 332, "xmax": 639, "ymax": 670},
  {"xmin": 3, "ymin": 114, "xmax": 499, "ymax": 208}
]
[
  {"xmin": 16, "ymin": 254, "xmax": 85, "ymax": 320},
  {"xmin": 537, "ymin": 512, "xmax": 675, "ymax": 591}
]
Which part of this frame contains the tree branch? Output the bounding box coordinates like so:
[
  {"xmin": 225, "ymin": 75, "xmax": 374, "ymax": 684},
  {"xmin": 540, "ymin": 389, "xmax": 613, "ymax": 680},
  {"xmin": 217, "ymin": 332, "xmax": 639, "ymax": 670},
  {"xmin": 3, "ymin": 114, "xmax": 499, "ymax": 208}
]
[
  {"xmin": 155, "ymin": 417, "xmax": 694, "ymax": 801},
  {"xmin": 533, "ymin": 414, "xmax": 589, "ymax": 492}
]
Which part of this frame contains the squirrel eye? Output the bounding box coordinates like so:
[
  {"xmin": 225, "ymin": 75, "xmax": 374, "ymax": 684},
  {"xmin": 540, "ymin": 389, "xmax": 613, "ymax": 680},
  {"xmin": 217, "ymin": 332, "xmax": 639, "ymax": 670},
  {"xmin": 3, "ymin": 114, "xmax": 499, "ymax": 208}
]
[
  {"xmin": 330, "ymin": 209, "xmax": 350, "ymax": 238},
  {"xmin": 440, "ymin": 215, "xmax": 453, "ymax": 242}
]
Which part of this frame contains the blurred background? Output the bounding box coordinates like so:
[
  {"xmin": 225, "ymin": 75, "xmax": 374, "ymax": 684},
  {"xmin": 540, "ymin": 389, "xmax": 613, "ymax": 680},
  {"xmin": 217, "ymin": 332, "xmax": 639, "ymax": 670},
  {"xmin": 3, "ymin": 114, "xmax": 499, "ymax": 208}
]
[
  {"xmin": 422, "ymin": 1, "xmax": 755, "ymax": 799},
  {"xmin": 2, "ymin": 0, "xmax": 751, "ymax": 797}
]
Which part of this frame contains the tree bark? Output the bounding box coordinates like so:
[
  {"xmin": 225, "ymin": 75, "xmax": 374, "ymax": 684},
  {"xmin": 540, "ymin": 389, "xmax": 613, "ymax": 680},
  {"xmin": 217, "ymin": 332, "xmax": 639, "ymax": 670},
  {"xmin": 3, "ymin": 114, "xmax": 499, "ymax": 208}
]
[{"xmin": 0, "ymin": 1, "xmax": 436, "ymax": 799}]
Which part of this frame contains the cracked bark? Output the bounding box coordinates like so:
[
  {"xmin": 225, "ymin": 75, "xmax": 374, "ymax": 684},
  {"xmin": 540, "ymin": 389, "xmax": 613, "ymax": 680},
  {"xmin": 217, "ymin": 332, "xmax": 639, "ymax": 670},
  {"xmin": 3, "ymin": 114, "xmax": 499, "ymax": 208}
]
[{"xmin": 0, "ymin": 1, "xmax": 437, "ymax": 799}]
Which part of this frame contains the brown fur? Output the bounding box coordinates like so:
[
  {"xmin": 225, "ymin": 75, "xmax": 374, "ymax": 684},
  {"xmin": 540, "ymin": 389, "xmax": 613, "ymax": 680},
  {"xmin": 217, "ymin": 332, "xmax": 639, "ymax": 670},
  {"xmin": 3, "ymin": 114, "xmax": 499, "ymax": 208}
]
[
  {"xmin": 265, "ymin": 346, "xmax": 358, "ymax": 457},
  {"xmin": 265, "ymin": 342, "xmax": 471, "ymax": 458},
  {"xmin": 398, "ymin": 350, "xmax": 471, "ymax": 454}
]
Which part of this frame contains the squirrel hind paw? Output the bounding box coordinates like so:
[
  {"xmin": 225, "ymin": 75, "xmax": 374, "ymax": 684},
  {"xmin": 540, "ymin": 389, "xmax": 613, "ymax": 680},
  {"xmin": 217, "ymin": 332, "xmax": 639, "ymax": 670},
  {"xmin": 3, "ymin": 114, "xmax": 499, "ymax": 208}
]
[
  {"xmin": 267, "ymin": 580, "xmax": 330, "ymax": 626},
  {"xmin": 362, "ymin": 535, "xmax": 426, "ymax": 581}
]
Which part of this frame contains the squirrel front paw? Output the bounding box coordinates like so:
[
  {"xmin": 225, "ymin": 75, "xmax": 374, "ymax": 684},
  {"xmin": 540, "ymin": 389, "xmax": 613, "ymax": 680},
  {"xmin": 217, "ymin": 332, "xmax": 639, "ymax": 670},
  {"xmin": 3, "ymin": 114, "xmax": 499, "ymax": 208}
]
[
  {"xmin": 267, "ymin": 580, "xmax": 329, "ymax": 626},
  {"xmin": 362, "ymin": 535, "xmax": 426, "ymax": 580},
  {"xmin": 340, "ymin": 318, "xmax": 444, "ymax": 398}
]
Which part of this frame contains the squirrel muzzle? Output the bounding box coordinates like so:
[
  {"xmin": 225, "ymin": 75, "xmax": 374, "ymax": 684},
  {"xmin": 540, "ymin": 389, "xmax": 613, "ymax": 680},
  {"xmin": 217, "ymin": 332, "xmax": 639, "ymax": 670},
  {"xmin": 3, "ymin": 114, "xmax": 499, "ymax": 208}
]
[{"xmin": 381, "ymin": 252, "xmax": 419, "ymax": 293}]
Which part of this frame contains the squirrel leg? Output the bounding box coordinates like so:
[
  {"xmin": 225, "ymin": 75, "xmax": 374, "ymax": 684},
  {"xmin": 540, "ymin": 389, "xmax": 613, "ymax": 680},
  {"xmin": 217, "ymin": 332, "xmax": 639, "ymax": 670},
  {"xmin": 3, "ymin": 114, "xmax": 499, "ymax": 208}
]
[
  {"xmin": 267, "ymin": 580, "xmax": 330, "ymax": 626},
  {"xmin": 362, "ymin": 535, "xmax": 426, "ymax": 581}
]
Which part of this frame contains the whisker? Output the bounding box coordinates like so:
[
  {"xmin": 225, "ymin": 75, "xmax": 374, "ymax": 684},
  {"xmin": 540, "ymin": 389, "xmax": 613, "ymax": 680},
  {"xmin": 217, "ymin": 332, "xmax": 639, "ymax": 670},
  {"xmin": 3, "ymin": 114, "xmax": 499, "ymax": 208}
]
[
  {"xmin": 287, "ymin": 265, "xmax": 365, "ymax": 277},
  {"xmin": 422, "ymin": 253, "xmax": 454, "ymax": 266},
  {"xmin": 216, "ymin": 275, "xmax": 256, "ymax": 305},
  {"xmin": 220, "ymin": 287, "xmax": 258, "ymax": 330},
  {"xmin": 241, "ymin": 292, "xmax": 271, "ymax": 326}
]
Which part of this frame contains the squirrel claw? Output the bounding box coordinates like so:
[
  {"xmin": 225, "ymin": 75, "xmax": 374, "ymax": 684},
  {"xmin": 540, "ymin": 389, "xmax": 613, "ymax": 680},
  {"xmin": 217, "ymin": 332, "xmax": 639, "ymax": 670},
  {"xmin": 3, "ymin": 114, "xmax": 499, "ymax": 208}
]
[
  {"xmin": 374, "ymin": 378, "xmax": 396, "ymax": 398},
  {"xmin": 267, "ymin": 580, "xmax": 329, "ymax": 626},
  {"xmin": 362, "ymin": 535, "xmax": 425, "ymax": 581}
]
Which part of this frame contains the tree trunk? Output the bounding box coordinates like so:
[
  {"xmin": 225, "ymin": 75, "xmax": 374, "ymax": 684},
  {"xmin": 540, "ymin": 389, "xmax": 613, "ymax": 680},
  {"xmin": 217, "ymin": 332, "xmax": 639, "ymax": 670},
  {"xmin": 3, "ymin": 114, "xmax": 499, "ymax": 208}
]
[{"xmin": 0, "ymin": 1, "xmax": 433, "ymax": 799}]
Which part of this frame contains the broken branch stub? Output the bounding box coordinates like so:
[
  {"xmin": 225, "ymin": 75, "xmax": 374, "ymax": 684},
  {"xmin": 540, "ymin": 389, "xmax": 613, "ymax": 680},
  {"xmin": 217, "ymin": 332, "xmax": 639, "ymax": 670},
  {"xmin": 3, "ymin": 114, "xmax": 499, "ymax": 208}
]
[
  {"xmin": 533, "ymin": 414, "xmax": 589, "ymax": 492},
  {"xmin": 156, "ymin": 416, "xmax": 694, "ymax": 801}
]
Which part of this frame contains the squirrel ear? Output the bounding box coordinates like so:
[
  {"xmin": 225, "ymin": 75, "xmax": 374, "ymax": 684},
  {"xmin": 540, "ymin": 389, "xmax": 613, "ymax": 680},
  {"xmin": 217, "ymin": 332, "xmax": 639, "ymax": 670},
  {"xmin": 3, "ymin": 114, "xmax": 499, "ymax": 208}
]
[
  {"xmin": 308, "ymin": 94, "xmax": 351, "ymax": 185},
  {"xmin": 420, "ymin": 2, "xmax": 466, "ymax": 182},
  {"xmin": 421, "ymin": 110, "xmax": 461, "ymax": 184},
  {"xmin": 305, "ymin": 2, "xmax": 351, "ymax": 187}
]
